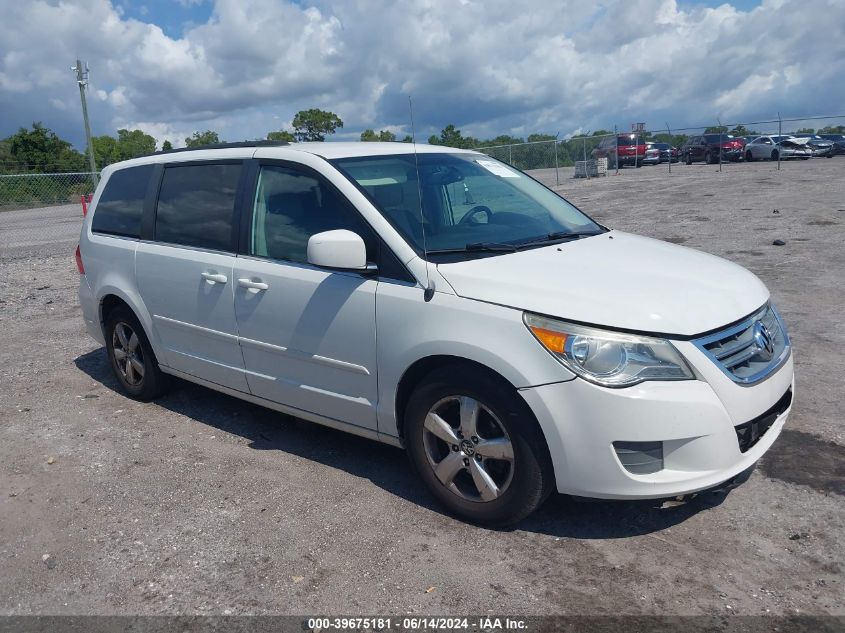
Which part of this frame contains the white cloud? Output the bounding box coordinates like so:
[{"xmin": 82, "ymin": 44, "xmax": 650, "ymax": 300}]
[{"xmin": 0, "ymin": 0, "xmax": 843, "ymax": 150}]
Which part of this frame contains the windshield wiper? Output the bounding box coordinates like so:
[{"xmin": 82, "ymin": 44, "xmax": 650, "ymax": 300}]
[
  {"xmin": 426, "ymin": 242, "xmax": 518, "ymax": 255},
  {"xmin": 516, "ymin": 229, "xmax": 606, "ymax": 249}
]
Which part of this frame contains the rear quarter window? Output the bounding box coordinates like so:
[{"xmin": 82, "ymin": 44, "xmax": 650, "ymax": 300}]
[
  {"xmin": 154, "ymin": 163, "xmax": 242, "ymax": 252},
  {"xmin": 91, "ymin": 164, "xmax": 154, "ymax": 238}
]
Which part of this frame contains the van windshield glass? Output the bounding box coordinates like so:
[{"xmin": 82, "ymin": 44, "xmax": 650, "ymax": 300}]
[{"xmin": 331, "ymin": 153, "xmax": 602, "ymax": 258}]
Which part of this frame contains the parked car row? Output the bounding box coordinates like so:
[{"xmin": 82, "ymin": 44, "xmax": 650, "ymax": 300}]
[{"xmin": 590, "ymin": 132, "xmax": 845, "ymax": 167}]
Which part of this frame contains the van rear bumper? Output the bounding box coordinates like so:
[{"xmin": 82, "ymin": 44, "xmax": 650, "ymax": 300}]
[{"xmin": 78, "ymin": 279, "xmax": 104, "ymax": 345}]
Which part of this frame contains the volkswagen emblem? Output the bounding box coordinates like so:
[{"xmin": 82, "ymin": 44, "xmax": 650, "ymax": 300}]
[{"xmin": 752, "ymin": 321, "xmax": 775, "ymax": 360}]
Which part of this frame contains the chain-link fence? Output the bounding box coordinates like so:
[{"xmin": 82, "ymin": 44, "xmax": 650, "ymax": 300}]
[
  {"xmin": 0, "ymin": 172, "xmax": 98, "ymax": 212},
  {"xmin": 474, "ymin": 114, "xmax": 845, "ymax": 183}
]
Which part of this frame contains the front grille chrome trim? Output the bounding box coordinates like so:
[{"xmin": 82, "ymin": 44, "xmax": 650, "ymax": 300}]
[{"xmin": 692, "ymin": 303, "xmax": 791, "ymax": 386}]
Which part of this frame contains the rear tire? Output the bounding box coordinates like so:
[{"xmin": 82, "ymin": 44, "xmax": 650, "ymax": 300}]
[
  {"xmin": 105, "ymin": 305, "xmax": 168, "ymax": 402},
  {"xmin": 704, "ymin": 151, "xmax": 712, "ymax": 164},
  {"xmin": 771, "ymin": 150, "xmax": 779, "ymax": 161},
  {"xmin": 745, "ymin": 150, "xmax": 754, "ymax": 162},
  {"xmin": 685, "ymin": 153, "xmax": 692, "ymax": 165},
  {"xmin": 404, "ymin": 365, "xmax": 553, "ymax": 526}
]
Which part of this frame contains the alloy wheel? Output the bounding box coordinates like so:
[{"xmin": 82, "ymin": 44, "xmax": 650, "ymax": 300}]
[
  {"xmin": 422, "ymin": 396, "xmax": 514, "ymax": 503},
  {"xmin": 112, "ymin": 321, "xmax": 145, "ymax": 386}
]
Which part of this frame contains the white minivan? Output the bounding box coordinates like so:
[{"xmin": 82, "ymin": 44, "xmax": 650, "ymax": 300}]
[{"xmin": 77, "ymin": 141, "xmax": 794, "ymax": 525}]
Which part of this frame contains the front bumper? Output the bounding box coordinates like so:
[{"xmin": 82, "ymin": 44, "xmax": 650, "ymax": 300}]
[{"xmin": 520, "ymin": 351, "xmax": 794, "ymax": 499}]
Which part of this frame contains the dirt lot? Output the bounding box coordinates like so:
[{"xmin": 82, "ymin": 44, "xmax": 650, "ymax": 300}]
[{"xmin": 0, "ymin": 158, "xmax": 843, "ymax": 616}]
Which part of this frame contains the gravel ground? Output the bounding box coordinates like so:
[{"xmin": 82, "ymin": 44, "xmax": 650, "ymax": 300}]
[{"xmin": 0, "ymin": 157, "xmax": 842, "ymax": 616}]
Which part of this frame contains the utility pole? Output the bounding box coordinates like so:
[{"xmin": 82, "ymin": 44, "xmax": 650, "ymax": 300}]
[{"xmin": 72, "ymin": 59, "xmax": 98, "ymax": 187}]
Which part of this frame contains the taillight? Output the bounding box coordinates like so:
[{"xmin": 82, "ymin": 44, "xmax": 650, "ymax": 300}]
[{"xmin": 75, "ymin": 245, "xmax": 85, "ymax": 274}]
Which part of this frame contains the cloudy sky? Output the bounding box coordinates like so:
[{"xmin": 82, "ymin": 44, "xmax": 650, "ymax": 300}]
[{"xmin": 1, "ymin": 0, "xmax": 844, "ymax": 149}]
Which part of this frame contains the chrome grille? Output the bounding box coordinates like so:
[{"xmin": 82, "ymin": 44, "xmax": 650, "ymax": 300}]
[{"xmin": 693, "ymin": 304, "xmax": 790, "ymax": 385}]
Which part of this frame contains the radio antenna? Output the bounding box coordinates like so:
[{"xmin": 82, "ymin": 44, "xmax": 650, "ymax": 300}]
[{"xmin": 409, "ymin": 95, "xmax": 434, "ymax": 301}]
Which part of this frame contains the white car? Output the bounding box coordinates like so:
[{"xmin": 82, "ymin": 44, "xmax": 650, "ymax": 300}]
[
  {"xmin": 744, "ymin": 135, "xmax": 812, "ymax": 161},
  {"xmin": 77, "ymin": 141, "xmax": 794, "ymax": 525}
]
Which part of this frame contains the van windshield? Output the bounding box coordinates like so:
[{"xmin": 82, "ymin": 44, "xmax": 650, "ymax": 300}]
[{"xmin": 331, "ymin": 153, "xmax": 603, "ymax": 258}]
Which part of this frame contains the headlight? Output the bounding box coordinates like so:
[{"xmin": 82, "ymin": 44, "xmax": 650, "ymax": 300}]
[{"xmin": 524, "ymin": 313, "xmax": 695, "ymax": 387}]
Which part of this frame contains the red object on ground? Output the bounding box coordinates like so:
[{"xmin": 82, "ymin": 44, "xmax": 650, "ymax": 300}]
[
  {"xmin": 75, "ymin": 244, "xmax": 85, "ymax": 274},
  {"xmin": 80, "ymin": 194, "xmax": 92, "ymax": 216}
]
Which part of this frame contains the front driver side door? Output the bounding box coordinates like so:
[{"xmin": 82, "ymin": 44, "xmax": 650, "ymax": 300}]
[{"xmin": 233, "ymin": 161, "xmax": 379, "ymax": 430}]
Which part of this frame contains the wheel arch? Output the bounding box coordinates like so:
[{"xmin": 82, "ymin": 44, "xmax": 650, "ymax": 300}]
[
  {"xmin": 394, "ymin": 354, "xmax": 550, "ymax": 462},
  {"xmin": 97, "ymin": 288, "xmax": 157, "ymax": 353},
  {"xmin": 395, "ymin": 355, "xmax": 534, "ymax": 444}
]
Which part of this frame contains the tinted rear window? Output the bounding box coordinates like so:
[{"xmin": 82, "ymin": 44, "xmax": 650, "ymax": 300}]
[
  {"xmin": 704, "ymin": 134, "xmax": 735, "ymax": 142},
  {"xmin": 154, "ymin": 163, "xmax": 241, "ymax": 251},
  {"xmin": 617, "ymin": 135, "xmax": 641, "ymax": 146},
  {"xmin": 91, "ymin": 165, "xmax": 154, "ymax": 238}
]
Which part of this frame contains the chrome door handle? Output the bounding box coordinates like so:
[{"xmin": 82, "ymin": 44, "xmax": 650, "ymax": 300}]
[
  {"xmin": 237, "ymin": 278, "xmax": 269, "ymax": 292},
  {"xmin": 201, "ymin": 272, "xmax": 228, "ymax": 284}
]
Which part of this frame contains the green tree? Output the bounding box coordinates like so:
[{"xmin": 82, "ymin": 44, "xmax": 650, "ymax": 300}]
[
  {"xmin": 0, "ymin": 139, "xmax": 12, "ymax": 168},
  {"xmin": 528, "ymin": 133, "xmax": 556, "ymax": 142},
  {"xmin": 361, "ymin": 129, "xmax": 397, "ymax": 142},
  {"xmin": 292, "ymin": 109, "xmax": 343, "ymax": 141},
  {"xmin": 162, "ymin": 140, "xmax": 173, "ymax": 151},
  {"xmin": 92, "ymin": 135, "xmax": 120, "ymax": 167},
  {"xmin": 651, "ymin": 133, "xmax": 688, "ymax": 147},
  {"xmin": 428, "ymin": 124, "xmax": 477, "ymax": 149},
  {"xmin": 7, "ymin": 122, "xmax": 85, "ymax": 171},
  {"xmin": 116, "ymin": 129, "xmax": 156, "ymax": 159},
  {"xmin": 818, "ymin": 125, "xmax": 845, "ymax": 134},
  {"xmin": 401, "ymin": 135, "xmax": 414, "ymax": 143},
  {"xmin": 267, "ymin": 130, "xmax": 295, "ymax": 142},
  {"xmin": 704, "ymin": 126, "xmax": 729, "ymax": 134},
  {"xmin": 590, "ymin": 130, "xmax": 612, "ymax": 137},
  {"xmin": 729, "ymin": 124, "xmax": 758, "ymax": 137},
  {"xmin": 185, "ymin": 130, "xmax": 220, "ymax": 147},
  {"xmin": 487, "ymin": 134, "xmax": 524, "ymax": 146},
  {"xmin": 795, "ymin": 127, "xmax": 815, "ymax": 134}
]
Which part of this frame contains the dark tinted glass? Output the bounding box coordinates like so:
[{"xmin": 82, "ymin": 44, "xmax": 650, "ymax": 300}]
[
  {"xmin": 617, "ymin": 135, "xmax": 640, "ymax": 146},
  {"xmin": 250, "ymin": 165, "xmax": 372, "ymax": 263},
  {"xmin": 155, "ymin": 163, "xmax": 241, "ymax": 251},
  {"xmin": 704, "ymin": 134, "xmax": 735, "ymax": 142},
  {"xmin": 91, "ymin": 165, "xmax": 153, "ymax": 238}
]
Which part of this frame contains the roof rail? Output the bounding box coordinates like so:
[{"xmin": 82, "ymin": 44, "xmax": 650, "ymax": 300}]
[{"xmin": 151, "ymin": 140, "xmax": 292, "ymax": 156}]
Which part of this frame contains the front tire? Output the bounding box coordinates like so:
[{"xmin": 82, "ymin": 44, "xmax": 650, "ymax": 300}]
[
  {"xmin": 105, "ymin": 305, "xmax": 168, "ymax": 402},
  {"xmin": 746, "ymin": 150, "xmax": 754, "ymax": 162},
  {"xmin": 404, "ymin": 366, "xmax": 553, "ymax": 526}
]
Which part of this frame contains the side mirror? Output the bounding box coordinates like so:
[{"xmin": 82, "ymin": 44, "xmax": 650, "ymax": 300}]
[{"xmin": 307, "ymin": 229, "xmax": 371, "ymax": 271}]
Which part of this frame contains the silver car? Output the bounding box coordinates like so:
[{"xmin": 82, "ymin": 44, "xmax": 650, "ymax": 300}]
[{"xmin": 744, "ymin": 135, "xmax": 812, "ymax": 161}]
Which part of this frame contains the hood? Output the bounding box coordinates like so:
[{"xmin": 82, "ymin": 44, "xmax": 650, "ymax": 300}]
[{"xmin": 436, "ymin": 231, "xmax": 769, "ymax": 337}]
